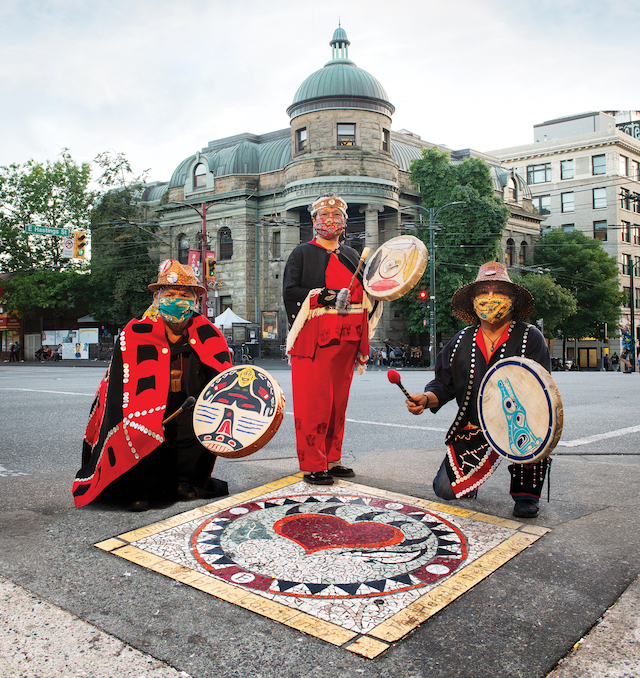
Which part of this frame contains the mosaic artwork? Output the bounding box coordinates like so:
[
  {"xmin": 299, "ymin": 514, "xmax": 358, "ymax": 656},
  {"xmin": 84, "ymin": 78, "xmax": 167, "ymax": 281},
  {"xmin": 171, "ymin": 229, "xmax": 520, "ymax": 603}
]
[{"xmin": 96, "ymin": 475, "xmax": 550, "ymax": 658}]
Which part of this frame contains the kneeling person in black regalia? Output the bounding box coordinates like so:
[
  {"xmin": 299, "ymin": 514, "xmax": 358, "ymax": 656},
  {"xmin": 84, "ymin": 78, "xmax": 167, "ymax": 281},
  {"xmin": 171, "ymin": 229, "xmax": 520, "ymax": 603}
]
[
  {"xmin": 405, "ymin": 262, "xmax": 551, "ymax": 518},
  {"xmin": 72, "ymin": 260, "xmax": 233, "ymax": 512}
]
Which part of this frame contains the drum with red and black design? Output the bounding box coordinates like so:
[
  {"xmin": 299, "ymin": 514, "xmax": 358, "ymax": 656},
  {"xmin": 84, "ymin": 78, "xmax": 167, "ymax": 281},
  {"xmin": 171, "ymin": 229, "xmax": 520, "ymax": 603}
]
[
  {"xmin": 363, "ymin": 235, "xmax": 428, "ymax": 302},
  {"xmin": 193, "ymin": 366, "xmax": 285, "ymax": 458},
  {"xmin": 478, "ymin": 357, "xmax": 563, "ymax": 464}
]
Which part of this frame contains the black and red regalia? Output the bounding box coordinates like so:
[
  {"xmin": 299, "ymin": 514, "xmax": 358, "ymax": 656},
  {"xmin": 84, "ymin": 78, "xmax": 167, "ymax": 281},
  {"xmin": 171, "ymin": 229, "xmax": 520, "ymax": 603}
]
[
  {"xmin": 72, "ymin": 313, "xmax": 231, "ymax": 507},
  {"xmin": 283, "ymin": 240, "xmax": 378, "ymax": 473}
]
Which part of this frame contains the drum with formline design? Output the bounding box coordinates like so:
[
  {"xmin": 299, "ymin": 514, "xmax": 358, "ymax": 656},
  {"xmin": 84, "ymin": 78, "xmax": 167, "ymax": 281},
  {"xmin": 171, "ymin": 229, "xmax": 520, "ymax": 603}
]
[
  {"xmin": 363, "ymin": 235, "xmax": 428, "ymax": 302},
  {"xmin": 193, "ymin": 366, "xmax": 285, "ymax": 458},
  {"xmin": 478, "ymin": 357, "xmax": 563, "ymax": 464}
]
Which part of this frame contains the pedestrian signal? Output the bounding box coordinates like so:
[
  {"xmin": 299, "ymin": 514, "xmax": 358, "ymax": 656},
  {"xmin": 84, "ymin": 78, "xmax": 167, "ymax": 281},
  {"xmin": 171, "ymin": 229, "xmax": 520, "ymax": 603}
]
[{"xmin": 73, "ymin": 230, "xmax": 87, "ymax": 259}]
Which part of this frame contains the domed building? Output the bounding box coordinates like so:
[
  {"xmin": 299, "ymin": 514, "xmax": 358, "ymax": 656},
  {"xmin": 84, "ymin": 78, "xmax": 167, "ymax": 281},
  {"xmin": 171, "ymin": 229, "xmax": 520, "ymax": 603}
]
[{"xmin": 146, "ymin": 26, "xmax": 543, "ymax": 354}]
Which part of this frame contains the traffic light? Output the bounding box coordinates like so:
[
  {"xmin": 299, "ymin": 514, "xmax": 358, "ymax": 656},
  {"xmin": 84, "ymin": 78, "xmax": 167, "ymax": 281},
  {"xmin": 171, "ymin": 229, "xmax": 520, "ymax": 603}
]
[
  {"xmin": 205, "ymin": 257, "xmax": 216, "ymax": 279},
  {"xmin": 73, "ymin": 230, "xmax": 87, "ymax": 259},
  {"xmin": 418, "ymin": 289, "xmax": 428, "ymax": 312},
  {"xmin": 598, "ymin": 322, "xmax": 608, "ymax": 341}
]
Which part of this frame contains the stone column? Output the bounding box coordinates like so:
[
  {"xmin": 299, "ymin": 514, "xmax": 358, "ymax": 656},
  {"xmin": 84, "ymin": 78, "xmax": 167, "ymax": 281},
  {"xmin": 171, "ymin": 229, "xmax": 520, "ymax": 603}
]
[{"xmin": 359, "ymin": 204, "xmax": 384, "ymax": 252}]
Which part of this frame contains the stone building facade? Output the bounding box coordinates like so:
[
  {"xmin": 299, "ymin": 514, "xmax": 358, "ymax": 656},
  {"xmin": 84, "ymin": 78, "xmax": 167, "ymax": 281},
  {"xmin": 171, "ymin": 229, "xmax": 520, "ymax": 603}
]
[{"xmin": 144, "ymin": 26, "xmax": 543, "ymax": 354}]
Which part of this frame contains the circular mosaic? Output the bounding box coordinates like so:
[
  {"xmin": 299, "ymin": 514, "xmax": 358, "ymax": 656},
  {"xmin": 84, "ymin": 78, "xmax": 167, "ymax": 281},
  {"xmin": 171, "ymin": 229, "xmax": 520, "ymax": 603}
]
[{"xmin": 192, "ymin": 494, "xmax": 467, "ymax": 599}]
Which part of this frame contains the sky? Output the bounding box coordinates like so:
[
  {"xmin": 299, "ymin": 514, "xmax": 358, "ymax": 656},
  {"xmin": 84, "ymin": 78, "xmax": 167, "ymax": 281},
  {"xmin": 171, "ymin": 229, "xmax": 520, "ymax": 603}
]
[{"xmin": 1, "ymin": 0, "xmax": 638, "ymax": 184}]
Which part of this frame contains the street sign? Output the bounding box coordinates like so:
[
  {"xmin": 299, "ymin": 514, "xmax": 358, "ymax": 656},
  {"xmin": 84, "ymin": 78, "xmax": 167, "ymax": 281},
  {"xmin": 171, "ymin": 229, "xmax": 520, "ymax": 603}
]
[
  {"xmin": 62, "ymin": 237, "xmax": 74, "ymax": 259},
  {"xmin": 25, "ymin": 224, "xmax": 71, "ymax": 236}
]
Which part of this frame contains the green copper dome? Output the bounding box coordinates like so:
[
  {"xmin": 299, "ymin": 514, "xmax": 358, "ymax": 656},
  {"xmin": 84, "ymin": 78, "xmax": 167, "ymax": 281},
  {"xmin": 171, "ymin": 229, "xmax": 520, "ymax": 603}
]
[{"xmin": 287, "ymin": 26, "xmax": 394, "ymax": 120}]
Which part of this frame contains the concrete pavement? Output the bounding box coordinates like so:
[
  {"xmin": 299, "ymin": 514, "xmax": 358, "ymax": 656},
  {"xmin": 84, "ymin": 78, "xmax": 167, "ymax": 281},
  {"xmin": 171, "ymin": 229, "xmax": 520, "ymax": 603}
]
[{"xmin": 1, "ymin": 360, "xmax": 639, "ymax": 677}]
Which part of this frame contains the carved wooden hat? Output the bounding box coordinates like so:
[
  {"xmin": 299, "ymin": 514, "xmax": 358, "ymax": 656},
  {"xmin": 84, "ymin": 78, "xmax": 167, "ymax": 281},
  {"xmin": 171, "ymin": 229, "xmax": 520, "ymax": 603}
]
[
  {"xmin": 148, "ymin": 259, "xmax": 207, "ymax": 296},
  {"xmin": 451, "ymin": 261, "xmax": 534, "ymax": 323}
]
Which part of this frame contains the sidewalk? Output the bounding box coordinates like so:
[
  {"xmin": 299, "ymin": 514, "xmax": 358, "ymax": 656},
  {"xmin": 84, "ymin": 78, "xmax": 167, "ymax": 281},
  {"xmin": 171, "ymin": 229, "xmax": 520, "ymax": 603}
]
[{"xmin": 3, "ymin": 571, "xmax": 640, "ymax": 676}]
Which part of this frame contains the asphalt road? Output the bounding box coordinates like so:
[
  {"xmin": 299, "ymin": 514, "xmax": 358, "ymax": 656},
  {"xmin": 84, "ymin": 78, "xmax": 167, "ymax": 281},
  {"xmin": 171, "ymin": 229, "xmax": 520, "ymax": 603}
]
[{"xmin": 1, "ymin": 363, "xmax": 639, "ymax": 677}]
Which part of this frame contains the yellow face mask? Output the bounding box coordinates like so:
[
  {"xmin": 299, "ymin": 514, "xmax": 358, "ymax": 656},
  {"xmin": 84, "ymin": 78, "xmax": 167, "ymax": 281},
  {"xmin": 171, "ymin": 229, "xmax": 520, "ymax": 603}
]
[{"xmin": 473, "ymin": 294, "xmax": 513, "ymax": 323}]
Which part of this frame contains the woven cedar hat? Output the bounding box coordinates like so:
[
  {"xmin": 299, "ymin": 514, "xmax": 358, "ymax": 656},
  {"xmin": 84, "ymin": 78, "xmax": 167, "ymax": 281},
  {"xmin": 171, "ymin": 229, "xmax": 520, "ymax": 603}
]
[
  {"xmin": 148, "ymin": 259, "xmax": 207, "ymax": 296},
  {"xmin": 451, "ymin": 261, "xmax": 534, "ymax": 323}
]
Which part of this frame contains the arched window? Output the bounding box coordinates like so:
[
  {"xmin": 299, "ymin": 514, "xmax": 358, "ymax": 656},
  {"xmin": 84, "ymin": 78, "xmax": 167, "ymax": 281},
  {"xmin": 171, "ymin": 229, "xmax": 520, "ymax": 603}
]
[
  {"xmin": 219, "ymin": 227, "xmax": 233, "ymax": 260},
  {"xmin": 177, "ymin": 233, "xmax": 189, "ymax": 264},
  {"xmin": 519, "ymin": 241, "xmax": 528, "ymax": 265},
  {"xmin": 193, "ymin": 163, "xmax": 207, "ymax": 189},
  {"xmin": 505, "ymin": 238, "xmax": 515, "ymax": 267}
]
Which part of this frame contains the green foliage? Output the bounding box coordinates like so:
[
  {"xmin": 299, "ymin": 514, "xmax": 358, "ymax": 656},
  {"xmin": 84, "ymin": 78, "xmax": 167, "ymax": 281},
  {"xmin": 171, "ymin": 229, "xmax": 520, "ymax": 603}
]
[
  {"xmin": 510, "ymin": 272, "xmax": 577, "ymax": 338},
  {"xmin": 3, "ymin": 269, "xmax": 90, "ymax": 319},
  {"xmin": 88, "ymin": 152, "xmax": 160, "ymax": 326},
  {"xmin": 533, "ymin": 229, "xmax": 622, "ymax": 338},
  {"xmin": 397, "ymin": 148, "xmax": 508, "ymax": 336},
  {"xmin": 0, "ymin": 150, "xmax": 94, "ymax": 272}
]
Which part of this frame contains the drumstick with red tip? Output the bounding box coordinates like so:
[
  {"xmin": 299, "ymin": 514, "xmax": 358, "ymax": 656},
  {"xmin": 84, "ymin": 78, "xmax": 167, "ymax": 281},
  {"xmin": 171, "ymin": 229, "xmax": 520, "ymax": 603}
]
[
  {"xmin": 387, "ymin": 369, "xmax": 419, "ymax": 405},
  {"xmin": 162, "ymin": 396, "xmax": 196, "ymax": 425}
]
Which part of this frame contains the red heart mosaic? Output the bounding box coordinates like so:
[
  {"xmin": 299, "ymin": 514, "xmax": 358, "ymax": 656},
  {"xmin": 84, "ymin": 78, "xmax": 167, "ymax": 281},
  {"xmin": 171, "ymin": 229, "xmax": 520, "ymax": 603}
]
[{"xmin": 273, "ymin": 514, "xmax": 404, "ymax": 554}]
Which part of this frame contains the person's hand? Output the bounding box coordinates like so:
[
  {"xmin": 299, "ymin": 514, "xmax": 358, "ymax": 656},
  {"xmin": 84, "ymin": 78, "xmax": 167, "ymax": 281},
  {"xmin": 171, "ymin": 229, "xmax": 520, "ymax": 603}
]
[{"xmin": 406, "ymin": 393, "xmax": 428, "ymax": 415}]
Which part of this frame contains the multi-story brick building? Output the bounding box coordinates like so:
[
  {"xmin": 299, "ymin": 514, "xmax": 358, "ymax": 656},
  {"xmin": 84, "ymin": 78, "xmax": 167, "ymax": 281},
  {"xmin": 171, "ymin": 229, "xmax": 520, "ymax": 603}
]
[{"xmin": 490, "ymin": 111, "xmax": 640, "ymax": 366}]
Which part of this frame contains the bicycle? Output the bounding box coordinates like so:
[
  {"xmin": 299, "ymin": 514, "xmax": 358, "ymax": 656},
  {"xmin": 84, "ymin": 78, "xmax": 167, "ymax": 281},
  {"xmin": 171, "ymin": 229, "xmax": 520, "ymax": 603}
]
[{"xmin": 239, "ymin": 344, "xmax": 254, "ymax": 364}]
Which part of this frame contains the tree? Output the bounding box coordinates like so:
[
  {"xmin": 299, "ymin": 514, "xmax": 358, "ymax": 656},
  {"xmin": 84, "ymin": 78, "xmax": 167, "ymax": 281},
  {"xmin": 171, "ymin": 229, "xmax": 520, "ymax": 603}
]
[
  {"xmin": 399, "ymin": 147, "xmax": 508, "ymax": 336},
  {"xmin": 533, "ymin": 229, "xmax": 622, "ymax": 339},
  {"xmin": 510, "ymin": 271, "xmax": 577, "ymax": 338},
  {"xmin": 0, "ymin": 149, "xmax": 94, "ymax": 272},
  {"xmin": 87, "ymin": 152, "xmax": 161, "ymax": 326}
]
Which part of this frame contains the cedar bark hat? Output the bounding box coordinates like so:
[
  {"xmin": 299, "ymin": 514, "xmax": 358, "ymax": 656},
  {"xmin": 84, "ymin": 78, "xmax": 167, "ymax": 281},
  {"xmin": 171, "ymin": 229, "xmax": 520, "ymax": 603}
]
[
  {"xmin": 451, "ymin": 261, "xmax": 534, "ymax": 323},
  {"xmin": 148, "ymin": 259, "xmax": 207, "ymax": 296}
]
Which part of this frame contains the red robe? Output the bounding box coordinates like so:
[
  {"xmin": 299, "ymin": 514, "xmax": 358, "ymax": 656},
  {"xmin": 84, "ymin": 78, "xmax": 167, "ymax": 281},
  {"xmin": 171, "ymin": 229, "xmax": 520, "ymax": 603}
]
[{"xmin": 72, "ymin": 313, "xmax": 231, "ymax": 507}]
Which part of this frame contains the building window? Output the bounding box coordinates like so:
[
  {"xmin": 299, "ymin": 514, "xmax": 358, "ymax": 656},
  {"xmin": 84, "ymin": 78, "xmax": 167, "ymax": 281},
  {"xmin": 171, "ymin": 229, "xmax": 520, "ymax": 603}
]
[
  {"xmin": 562, "ymin": 224, "xmax": 575, "ymax": 232},
  {"xmin": 560, "ymin": 159, "xmax": 574, "ymax": 180},
  {"xmin": 177, "ymin": 233, "xmax": 189, "ymax": 264},
  {"xmin": 633, "ymin": 160, "xmax": 640, "ymax": 180},
  {"xmin": 594, "ymin": 220, "xmax": 607, "ymax": 241},
  {"xmin": 593, "ymin": 187, "xmax": 607, "ymax": 209},
  {"xmin": 636, "ymin": 285, "xmax": 640, "ymax": 310},
  {"xmin": 621, "ymin": 188, "xmax": 632, "ymax": 210},
  {"xmin": 296, "ymin": 128, "xmax": 307, "ymax": 152},
  {"xmin": 635, "ymin": 225, "xmax": 640, "ymax": 245},
  {"xmin": 561, "ymin": 192, "xmax": 574, "ymax": 213},
  {"xmin": 272, "ymin": 231, "xmax": 281, "ymax": 259},
  {"xmin": 519, "ymin": 241, "xmax": 527, "ymax": 264},
  {"xmin": 219, "ymin": 227, "xmax": 233, "ymax": 260},
  {"xmin": 382, "ymin": 128, "xmax": 390, "ymax": 152},
  {"xmin": 623, "ymin": 287, "xmax": 631, "ymax": 307},
  {"xmin": 592, "ymin": 154, "xmax": 606, "ymax": 175},
  {"xmin": 194, "ymin": 163, "xmax": 207, "ymax": 189},
  {"xmin": 622, "ymin": 221, "xmax": 631, "ymax": 243},
  {"xmin": 622, "ymin": 254, "xmax": 632, "ymax": 275},
  {"xmin": 532, "ymin": 195, "xmax": 551, "ymax": 215},
  {"xmin": 526, "ymin": 163, "xmax": 551, "ymax": 184},
  {"xmin": 505, "ymin": 238, "xmax": 515, "ymax": 267},
  {"xmin": 337, "ymin": 123, "xmax": 356, "ymax": 146},
  {"xmin": 619, "ymin": 155, "xmax": 630, "ymax": 176}
]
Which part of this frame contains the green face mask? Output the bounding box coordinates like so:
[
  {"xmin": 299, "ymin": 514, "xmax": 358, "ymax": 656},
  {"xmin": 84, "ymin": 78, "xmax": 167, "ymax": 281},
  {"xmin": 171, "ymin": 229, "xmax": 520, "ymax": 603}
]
[{"xmin": 157, "ymin": 297, "xmax": 195, "ymax": 324}]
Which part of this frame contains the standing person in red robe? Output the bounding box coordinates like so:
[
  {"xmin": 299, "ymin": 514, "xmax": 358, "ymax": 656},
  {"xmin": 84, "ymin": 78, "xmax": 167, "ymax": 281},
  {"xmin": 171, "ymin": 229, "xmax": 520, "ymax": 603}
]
[
  {"xmin": 283, "ymin": 192, "xmax": 379, "ymax": 485},
  {"xmin": 73, "ymin": 260, "xmax": 232, "ymax": 511}
]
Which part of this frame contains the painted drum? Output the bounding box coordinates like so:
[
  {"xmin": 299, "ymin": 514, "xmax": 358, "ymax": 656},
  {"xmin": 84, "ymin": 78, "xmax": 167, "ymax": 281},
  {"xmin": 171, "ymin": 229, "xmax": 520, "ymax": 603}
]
[
  {"xmin": 193, "ymin": 365, "xmax": 285, "ymax": 458},
  {"xmin": 363, "ymin": 235, "xmax": 428, "ymax": 302},
  {"xmin": 478, "ymin": 357, "xmax": 563, "ymax": 463}
]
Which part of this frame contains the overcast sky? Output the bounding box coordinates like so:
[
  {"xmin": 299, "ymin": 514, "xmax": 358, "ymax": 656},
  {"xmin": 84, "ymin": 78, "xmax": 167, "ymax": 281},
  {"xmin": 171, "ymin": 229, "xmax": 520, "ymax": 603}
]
[{"xmin": 1, "ymin": 0, "xmax": 637, "ymax": 183}]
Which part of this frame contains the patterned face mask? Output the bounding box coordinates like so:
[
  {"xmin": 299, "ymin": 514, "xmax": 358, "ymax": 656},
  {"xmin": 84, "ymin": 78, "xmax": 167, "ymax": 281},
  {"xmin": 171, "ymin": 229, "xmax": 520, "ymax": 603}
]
[
  {"xmin": 313, "ymin": 216, "xmax": 346, "ymax": 239},
  {"xmin": 473, "ymin": 294, "xmax": 513, "ymax": 323},
  {"xmin": 157, "ymin": 297, "xmax": 196, "ymax": 324}
]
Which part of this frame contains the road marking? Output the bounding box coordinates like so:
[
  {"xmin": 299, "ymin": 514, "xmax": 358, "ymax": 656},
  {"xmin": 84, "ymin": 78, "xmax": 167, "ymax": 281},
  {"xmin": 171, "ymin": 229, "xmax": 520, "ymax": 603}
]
[
  {"xmin": 0, "ymin": 388, "xmax": 95, "ymax": 396},
  {"xmin": 0, "ymin": 464, "xmax": 28, "ymax": 477},
  {"xmin": 284, "ymin": 411, "xmax": 447, "ymax": 433},
  {"xmin": 557, "ymin": 425, "xmax": 640, "ymax": 447}
]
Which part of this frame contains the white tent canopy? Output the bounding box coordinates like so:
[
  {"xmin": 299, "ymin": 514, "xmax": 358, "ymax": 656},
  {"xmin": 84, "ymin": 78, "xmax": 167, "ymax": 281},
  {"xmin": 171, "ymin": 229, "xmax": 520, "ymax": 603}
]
[{"xmin": 214, "ymin": 308, "xmax": 251, "ymax": 329}]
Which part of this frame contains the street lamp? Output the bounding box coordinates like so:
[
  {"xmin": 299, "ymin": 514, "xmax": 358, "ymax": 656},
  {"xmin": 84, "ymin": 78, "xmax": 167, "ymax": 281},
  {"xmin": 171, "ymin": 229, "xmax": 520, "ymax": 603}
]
[{"xmin": 402, "ymin": 201, "xmax": 464, "ymax": 366}]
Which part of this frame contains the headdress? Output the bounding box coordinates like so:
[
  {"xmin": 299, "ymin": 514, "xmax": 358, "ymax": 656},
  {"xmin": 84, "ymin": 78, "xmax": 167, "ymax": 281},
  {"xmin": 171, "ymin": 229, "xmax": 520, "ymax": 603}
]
[
  {"xmin": 310, "ymin": 192, "xmax": 348, "ymax": 219},
  {"xmin": 148, "ymin": 259, "xmax": 207, "ymax": 296},
  {"xmin": 451, "ymin": 261, "xmax": 534, "ymax": 323}
]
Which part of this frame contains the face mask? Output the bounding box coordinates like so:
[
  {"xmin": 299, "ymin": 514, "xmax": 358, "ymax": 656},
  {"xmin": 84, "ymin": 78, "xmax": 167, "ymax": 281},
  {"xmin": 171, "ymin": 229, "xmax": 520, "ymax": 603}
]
[
  {"xmin": 157, "ymin": 297, "xmax": 195, "ymax": 324},
  {"xmin": 473, "ymin": 294, "xmax": 513, "ymax": 323},
  {"xmin": 314, "ymin": 216, "xmax": 345, "ymax": 239}
]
